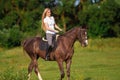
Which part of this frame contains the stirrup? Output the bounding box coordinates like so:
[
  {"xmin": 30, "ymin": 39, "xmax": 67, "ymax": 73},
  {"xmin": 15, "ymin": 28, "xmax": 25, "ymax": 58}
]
[{"xmin": 45, "ymin": 56, "xmax": 50, "ymax": 61}]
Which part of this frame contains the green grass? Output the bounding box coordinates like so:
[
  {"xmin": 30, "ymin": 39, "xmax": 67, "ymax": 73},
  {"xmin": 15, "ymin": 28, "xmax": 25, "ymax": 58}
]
[{"xmin": 0, "ymin": 38, "xmax": 120, "ymax": 80}]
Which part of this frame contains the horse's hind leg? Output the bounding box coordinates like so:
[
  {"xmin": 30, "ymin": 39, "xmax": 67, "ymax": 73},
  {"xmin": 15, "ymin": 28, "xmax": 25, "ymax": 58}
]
[
  {"xmin": 28, "ymin": 55, "xmax": 39, "ymax": 80},
  {"xmin": 34, "ymin": 59, "xmax": 43, "ymax": 80},
  {"xmin": 28, "ymin": 60, "xmax": 34, "ymax": 80}
]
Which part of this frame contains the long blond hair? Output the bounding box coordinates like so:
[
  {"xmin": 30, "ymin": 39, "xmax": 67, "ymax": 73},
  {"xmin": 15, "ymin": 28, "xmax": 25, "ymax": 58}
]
[{"xmin": 41, "ymin": 8, "xmax": 50, "ymax": 31}]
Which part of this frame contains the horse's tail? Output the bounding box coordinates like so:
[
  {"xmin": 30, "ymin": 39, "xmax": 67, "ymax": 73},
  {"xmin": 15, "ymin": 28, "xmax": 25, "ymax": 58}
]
[
  {"xmin": 21, "ymin": 39, "xmax": 28, "ymax": 55},
  {"xmin": 21, "ymin": 38, "xmax": 35, "ymax": 57},
  {"xmin": 21, "ymin": 39, "xmax": 27, "ymax": 49}
]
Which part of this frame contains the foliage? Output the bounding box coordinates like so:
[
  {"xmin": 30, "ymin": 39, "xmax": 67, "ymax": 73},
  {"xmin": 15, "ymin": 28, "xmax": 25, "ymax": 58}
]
[
  {"xmin": 0, "ymin": 0, "xmax": 120, "ymax": 48},
  {"xmin": 0, "ymin": 26, "xmax": 23, "ymax": 48},
  {"xmin": 101, "ymin": 0, "xmax": 120, "ymax": 37},
  {"xmin": 78, "ymin": 0, "xmax": 120, "ymax": 38}
]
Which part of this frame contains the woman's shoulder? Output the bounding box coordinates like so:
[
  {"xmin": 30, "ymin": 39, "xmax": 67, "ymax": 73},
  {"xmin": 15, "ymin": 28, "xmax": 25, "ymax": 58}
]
[
  {"xmin": 44, "ymin": 17, "xmax": 48, "ymax": 23},
  {"xmin": 44, "ymin": 17, "xmax": 49, "ymax": 21},
  {"xmin": 50, "ymin": 16, "xmax": 54, "ymax": 19},
  {"xmin": 44, "ymin": 17, "xmax": 48, "ymax": 20},
  {"xmin": 44, "ymin": 16, "xmax": 54, "ymax": 21}
]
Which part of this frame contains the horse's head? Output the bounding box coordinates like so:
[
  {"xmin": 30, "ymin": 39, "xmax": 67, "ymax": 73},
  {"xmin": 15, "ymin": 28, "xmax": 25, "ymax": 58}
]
[{"xmin": 77, "ymin": 27, "xmax": 88, "ymax": 47}]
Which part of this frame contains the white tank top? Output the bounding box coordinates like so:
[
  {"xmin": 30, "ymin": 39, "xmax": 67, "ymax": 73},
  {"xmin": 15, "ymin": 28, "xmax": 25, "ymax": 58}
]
[{"xmin": 44, "ymin": 16, "xmax": 55, "ymax": 34}]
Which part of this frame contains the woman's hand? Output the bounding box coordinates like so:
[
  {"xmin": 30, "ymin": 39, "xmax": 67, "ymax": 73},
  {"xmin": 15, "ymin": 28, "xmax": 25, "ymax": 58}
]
[{"xmin": 55, "ymin": 24, "xmax": 63, "ymax": 32}]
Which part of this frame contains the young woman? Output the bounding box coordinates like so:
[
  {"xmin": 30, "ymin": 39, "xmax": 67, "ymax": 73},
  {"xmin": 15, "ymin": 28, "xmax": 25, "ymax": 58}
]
[{"xmin": 41, "ymin": 8, "xmax": 62, "ymax": 60}]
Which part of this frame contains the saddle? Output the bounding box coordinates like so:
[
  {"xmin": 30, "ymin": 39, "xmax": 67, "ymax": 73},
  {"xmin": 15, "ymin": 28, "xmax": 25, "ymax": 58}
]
[{"xmin": 40, "ymin": 35, "xmax": 59, "ymax": 50}]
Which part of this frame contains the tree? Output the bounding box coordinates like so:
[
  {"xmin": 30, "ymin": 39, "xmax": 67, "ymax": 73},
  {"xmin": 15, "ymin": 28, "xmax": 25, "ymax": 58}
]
[{"xmin": 0, "ymin": 0, "xmax": 120, "ymax": 48}]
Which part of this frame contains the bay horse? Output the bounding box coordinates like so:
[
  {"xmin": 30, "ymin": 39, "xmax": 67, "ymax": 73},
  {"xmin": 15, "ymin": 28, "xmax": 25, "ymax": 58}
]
[{"xmin": 22, "ymin": 27, "xmax": 88, "ymax": 80}]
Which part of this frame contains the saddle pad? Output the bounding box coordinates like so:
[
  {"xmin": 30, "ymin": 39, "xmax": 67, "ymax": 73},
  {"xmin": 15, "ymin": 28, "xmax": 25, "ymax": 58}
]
[{"xmin": 40, "ymin": 40, "xmax": 48, "ymax": 50}]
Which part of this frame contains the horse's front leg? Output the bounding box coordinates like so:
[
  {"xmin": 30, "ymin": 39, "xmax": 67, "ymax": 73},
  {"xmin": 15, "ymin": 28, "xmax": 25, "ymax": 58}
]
[
  {"xmin": 57, "ymin": 60, "xmax": 65, "ymax": 80},
  {"xmin": 65, "ymin": 59, "xmax": 72, "ymax": 80}
]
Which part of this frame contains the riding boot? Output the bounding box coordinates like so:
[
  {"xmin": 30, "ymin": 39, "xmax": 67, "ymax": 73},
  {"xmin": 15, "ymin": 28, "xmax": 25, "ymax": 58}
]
[{"xmin": 45, "ymin": 45, "xmax": 51, "ymax": 60}]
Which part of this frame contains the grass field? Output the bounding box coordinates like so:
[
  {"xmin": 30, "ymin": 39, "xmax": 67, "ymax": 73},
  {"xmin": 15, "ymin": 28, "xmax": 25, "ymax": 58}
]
[{"xmin": 0, "ymin": 38, "xmax": 120, "ymax": 80}]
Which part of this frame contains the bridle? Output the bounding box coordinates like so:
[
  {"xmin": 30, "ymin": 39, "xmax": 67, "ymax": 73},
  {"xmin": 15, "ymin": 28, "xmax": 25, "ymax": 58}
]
[{"xmin": 79, "ymin": 29, "xmax": 88, "ymax": 45}]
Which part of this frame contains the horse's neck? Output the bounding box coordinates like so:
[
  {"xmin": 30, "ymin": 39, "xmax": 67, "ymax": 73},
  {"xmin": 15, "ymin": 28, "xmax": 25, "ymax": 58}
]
[{"xmin": 62, "ymin": 29, "xmax": 77, "ymax": 48}]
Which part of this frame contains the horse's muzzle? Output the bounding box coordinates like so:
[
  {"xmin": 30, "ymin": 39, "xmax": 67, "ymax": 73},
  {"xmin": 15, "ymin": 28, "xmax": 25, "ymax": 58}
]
[{"xmin": 82, "ymin": 40, "xmax": 88, "ymax": 47}]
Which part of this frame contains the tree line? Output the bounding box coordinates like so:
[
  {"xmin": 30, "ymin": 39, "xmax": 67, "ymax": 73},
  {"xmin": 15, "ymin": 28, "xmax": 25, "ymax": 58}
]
[{"xmin": 0, "ymin": 0, "xmax": 120, "ymax": 48}]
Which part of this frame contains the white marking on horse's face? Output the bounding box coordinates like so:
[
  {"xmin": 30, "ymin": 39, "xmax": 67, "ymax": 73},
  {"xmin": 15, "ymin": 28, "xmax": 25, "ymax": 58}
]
[
  {"xmin": 85, "ymin": 39, "xmax": 88, "ymax": 45},
  {"xmin": 84, "ymin": 32, "xmax": 88, "ymax": 46}
]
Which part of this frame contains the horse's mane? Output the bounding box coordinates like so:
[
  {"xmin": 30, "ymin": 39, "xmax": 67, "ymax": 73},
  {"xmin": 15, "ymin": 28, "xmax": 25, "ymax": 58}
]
[{"xmin": 60, "ymin": 27, "xmax": 80, "ymax": 37}]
